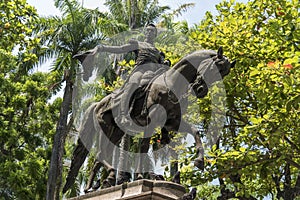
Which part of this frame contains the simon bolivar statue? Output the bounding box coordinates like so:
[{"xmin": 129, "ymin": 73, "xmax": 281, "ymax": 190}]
[{"xmin": 74, "ymin": 24, "xmax": 169, "ymax": 125}]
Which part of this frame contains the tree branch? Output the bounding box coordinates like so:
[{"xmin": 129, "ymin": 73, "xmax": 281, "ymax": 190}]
[
  {"xmin": 284, "ymin": 163, "xmax": 291, "ymax": 190},
  {"xmin": 284, "ymin": 136, "xmax": 300, "ymax": 155},
  {"xmin": 272, "ymin": 174, "xmax": 283, "ymax": 199},
  {"xmin": 285, "ymin": 158, "xmax": 300, "ymax": 169}
]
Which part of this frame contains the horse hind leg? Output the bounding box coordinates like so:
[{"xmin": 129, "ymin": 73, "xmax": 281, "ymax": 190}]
[
  {"xmin": 63, "ymin": 104, "xmax": 99, "ymax": 194},
  {"xmin": 85, "ymin": 159, "xmax": 116, "ymax": 191},
  {"xmin": 84, "ymin": 160, "xmax": 103, "ymax": 193},
  {"xmin": 91, "ymin": 126, "xmax": 124, "ymax": 190},
  {"xmin": 63, "ymin": 139, "xmax": 89, "ymax": 194},
  {"xmin": 100, "ymin": 160, "xmax": 116, "ymax": 189},
  {"xmin": 101, "ymin": 171, "xmax": 116, "ymax": 189}
]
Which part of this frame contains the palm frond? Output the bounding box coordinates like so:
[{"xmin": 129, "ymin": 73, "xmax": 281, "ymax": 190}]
[
  {"xmin": 104, "ymin": 0, "xmax": 128, "ymax": 24},
  {"xmin": 36, "ymin": 48, "xmax": 58, "ymax": 67},
  {"xmin": 50, "ymin": 53, "xmax": 71, "ymax": 72},
  {"xmin": 170, "ymin": 3, "xmax": 195, "ymax": 18},
  {"xmin": 54, "ymin": 0, "xmax": 80, "ymax": 18}
]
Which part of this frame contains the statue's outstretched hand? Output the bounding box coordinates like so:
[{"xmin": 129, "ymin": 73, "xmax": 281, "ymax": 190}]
[{"xmin": 73, "ymin": 45, "xmax": 101, "ymax": 63}]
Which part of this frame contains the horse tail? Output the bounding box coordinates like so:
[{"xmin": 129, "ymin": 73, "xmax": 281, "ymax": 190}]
[{"xmin": 63, "ymin": 103, "xmax": 98, "ymax": 193}]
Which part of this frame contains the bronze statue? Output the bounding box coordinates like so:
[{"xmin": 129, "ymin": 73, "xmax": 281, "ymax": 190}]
[
  {"xmin": 73, "ymin": 24, "xmax": 168, "ymax": 126},
  {"xmin": 63, "ymin": 46, "xmax": 236, "ymax": 194}
]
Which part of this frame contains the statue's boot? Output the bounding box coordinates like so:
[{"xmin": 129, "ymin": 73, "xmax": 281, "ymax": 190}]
[
  {"xmin": 100, "ymin": 169, "xmax": 116, "ymax": 189},
  {"xmin": 117, "ymin": 83, "xmax": 138, "ymax": 126},
  {"xmin": 116, "ymin": 171, "xmax": 132, "ymax": 185}
]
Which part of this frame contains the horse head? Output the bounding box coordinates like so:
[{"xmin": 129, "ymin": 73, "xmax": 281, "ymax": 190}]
[
  {"xmin": 214, "ymin": 47, "xmax": 236, "ymax": 78},
  {"xmin": 192, "ymin": 47, "xmax": 236, "ymax": 98}
]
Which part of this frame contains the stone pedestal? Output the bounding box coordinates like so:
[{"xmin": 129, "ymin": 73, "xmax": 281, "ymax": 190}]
[{"xmin": 68, "ymin": 180, "xmax": 186, "ymax": 200}]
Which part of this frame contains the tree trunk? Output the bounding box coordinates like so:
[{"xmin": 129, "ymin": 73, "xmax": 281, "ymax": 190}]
[
  {"xmin": 170, "ymin": 140, "xmax": 178, "ymax": 177},
  {"xmin": 47, "ymin": 70, "xmax": 73, "ymax": 200},
  {"xmin": 283, "ymin": 163, "xmax": 293, "ymax": 200},
  {"xmin": 129, "ymin": 0, "xmax": 137, "ymax": 29}
]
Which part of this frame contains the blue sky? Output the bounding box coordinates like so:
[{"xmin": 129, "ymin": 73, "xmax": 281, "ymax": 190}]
[{"xmin": 27, "ymin": 0, "xmax": 248, "ymax": 25}]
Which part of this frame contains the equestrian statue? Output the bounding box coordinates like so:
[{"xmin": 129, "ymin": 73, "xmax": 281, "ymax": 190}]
[{"xmin": 63, "ymin": 23, "xmax": 236, "ymax": 194}]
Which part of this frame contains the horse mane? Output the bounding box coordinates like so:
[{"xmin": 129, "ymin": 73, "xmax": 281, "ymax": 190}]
[
  {"xmin": 190, "ymin": 49, "xmax": 217, "ymax": 58},
  {"xmin": 171, "ymin": 49, "xmax": 217, "ymax": 71}
]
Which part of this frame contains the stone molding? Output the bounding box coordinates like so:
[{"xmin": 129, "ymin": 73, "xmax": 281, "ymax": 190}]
[{"xmin": 68, "ymin": 180, "xmax": 186, "ymax": 200}]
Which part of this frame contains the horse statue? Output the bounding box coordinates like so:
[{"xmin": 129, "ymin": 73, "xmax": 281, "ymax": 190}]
[{"xmin": 63, "ymin": 47, "xmax": 236, "ymax": 193}]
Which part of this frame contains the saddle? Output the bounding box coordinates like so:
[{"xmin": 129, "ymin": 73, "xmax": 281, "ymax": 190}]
[{"xmin": 111, "ymin": 68, "xmax": 166, "ymax": 117}]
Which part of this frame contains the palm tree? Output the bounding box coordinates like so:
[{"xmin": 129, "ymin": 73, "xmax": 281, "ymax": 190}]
[
  {"xmin": 105, "ymin": 0, "xmax": 195, "ymax": 29},
  {"xmin": 105, "ymin": 0, "xmax": 170, "ymax": 29},
  {"xmin": 36, "ymin": 0, "xmax": 126, "ymax": 199}
]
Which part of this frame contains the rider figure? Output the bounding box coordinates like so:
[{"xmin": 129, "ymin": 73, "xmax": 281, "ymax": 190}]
[{"xmin": 74, "ymin": 24, "xmax": 169, "ymax": 125}]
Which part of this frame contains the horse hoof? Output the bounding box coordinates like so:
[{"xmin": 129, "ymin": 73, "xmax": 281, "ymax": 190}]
[
  {"xmin": 117, "ymin": 172, "xmax": 131, "ymax": 185},
  {"xmin": 136, "ymin": 174, "xmax": 144, "ymax": 180},
  {"xmin": 101, "ymin": 177, "xmax": 116, "ymax": 189},
  {"xmin": 194, "ymin": 158, "xmax": 204, "ymax": 170},
  {"xmin": 101, "ymin": 180, "xmax": 112, "ymax": 189},
  {"xmin": 91, "ymin": 179, "xmax": 101, "ymax": 191}
]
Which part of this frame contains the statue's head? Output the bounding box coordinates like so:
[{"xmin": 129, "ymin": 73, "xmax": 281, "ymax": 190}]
[{"xmin": 144, "ymin": 23, "xmax": 157, "ymax": 42}]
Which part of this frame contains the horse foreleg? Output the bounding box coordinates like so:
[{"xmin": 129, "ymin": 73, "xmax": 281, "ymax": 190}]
[
  {"xmin": 63, "ymin": 139, "xmax": 89, "ymax": 194},
  {"xmin": 193, "ymin": 131, "xmax": 205, "ymax": 170},
  {"xmin": 179, "ymin": 120, "xmax": 204, "ymax": 170},
  {"xmin": 135, "ymin": 104, "xmax": 166, "ymax": 179},
  {"xmin": 135, "ymin": 137, "xmax": 151, "ymax": 180},
  {"xmin": 160, "ymin": 127, "xmax": 171, "ymax": 145}
]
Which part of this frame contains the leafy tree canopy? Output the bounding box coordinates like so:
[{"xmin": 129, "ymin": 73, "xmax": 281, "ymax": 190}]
[
  {"xmin": 176, "ymin": 0, "xmax": 300, "ymax": 199},
  {"xmin": 0, "ymin": 0, "xmax": 61, "ymax": 199}
]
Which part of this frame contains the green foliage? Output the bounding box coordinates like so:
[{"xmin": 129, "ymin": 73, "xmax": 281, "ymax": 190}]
[
  {"xmin": 180, "ymin": 0, "xmax": 300, "ymax": 199},
  {"xmin": 104, "ymin": 0, "xmax": 171, "ymax": 28},
  {"xmin": 0, "ymin": 1, "xmax": 61, "ymax": 199},
  {"xmin": 0, "ymin": 0, "xmax": 37, "ymax": 52},
  {"xmin": 5, "ymin": 0, "xmax": 298, "ymax": 199}
]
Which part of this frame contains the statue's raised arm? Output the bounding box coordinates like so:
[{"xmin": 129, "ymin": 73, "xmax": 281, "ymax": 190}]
[
  {"xmin": 73, "ymin": 39, "xmax": 138, "ymax": 62},
  {"xmin": 98, "ymin": 39, "xmax": 139, "ymax": 54}
]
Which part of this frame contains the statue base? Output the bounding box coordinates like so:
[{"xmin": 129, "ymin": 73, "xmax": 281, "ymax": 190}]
[{"xmin": 68, "ymin": 179, "xmax": 186, "ymax": 200}]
